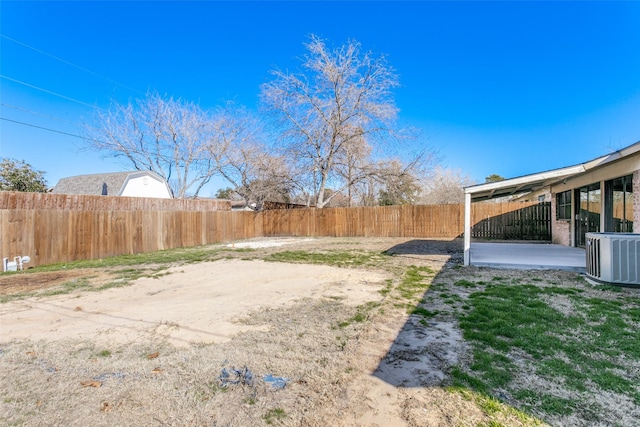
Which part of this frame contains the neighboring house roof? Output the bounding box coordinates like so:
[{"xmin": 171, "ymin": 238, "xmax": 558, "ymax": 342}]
[
  {"xmin": 52, "ymin": 171, "xmax": 172, "ymax": 197},
  {"xmin": 230, "ymin": 200, "xmax": 257, "ymax": 211},
  {"xmin": 464, "ymin": 141, "xmax": 640, "ymax": 202},
  {"xmin": 229, "ymin": 200, "xmax": 309, "ymax": 211}
]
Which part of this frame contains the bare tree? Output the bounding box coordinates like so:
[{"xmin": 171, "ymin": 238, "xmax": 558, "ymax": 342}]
[
  {"xmin": 261, "ymin": 35, "xmax": 403, "ymax": 208},
  {"xmin": 375, "ymin": 159, "xmax": 423, "ymax": 205},
  {"xmin": 211, "ymin": 105, "xmax": 293, "ymax": 208},
  {"xmin": 331, "ymin": 128, "xmax": 375, "ymax": 206},
  {"xmin": 218, "ymin": 140, "xmax": 293, "ymax": 209},
  {"xmin": 418, "ymin": 167, "xmax": 476, "ymax": 205},
  {"xmin": 85, "ymin": 91, "xmax": 224, "ymax": 198}
]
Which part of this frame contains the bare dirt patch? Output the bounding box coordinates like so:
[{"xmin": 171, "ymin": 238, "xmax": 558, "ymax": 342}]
[
  {"xmin": 0, "ymin": 269, "xmax": 102, "ymax": 296},
  {"xmin": 0, "ymin": 259, "xmax": 388, "ymax": 347}
]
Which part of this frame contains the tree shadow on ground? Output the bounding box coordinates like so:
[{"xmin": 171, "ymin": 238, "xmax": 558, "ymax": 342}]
[
  {"xmin": 376, "ymin": 239, "xmax": 465, "ymax": 387},
  {"xmin": 372, "ymin": 308, "xmax": 465, "ymax": 387},
  {"xmin": 383, "ymin": 238, "xmax": 464, "ymax": 265}
]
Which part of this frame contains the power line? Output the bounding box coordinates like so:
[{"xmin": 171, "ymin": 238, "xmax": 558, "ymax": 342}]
[
  {"xmin": 0, "ymin": 74, "xmax": 100, "ymax": 109},
  {"xmin": 1, "ymin": 103, "xmax": 78, "ymax": 125},
  {"xmin": 1, "ymin": 33, "xmax": 145, "ymax": 96},
  {"xmin": 0, "ymin": 117, "xmax": 107, "ymax": 144}
]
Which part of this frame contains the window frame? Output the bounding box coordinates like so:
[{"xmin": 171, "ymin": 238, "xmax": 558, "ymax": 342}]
[{"xmin": 556, "ymin": 190, "xmax": 572, "ymax": 221}]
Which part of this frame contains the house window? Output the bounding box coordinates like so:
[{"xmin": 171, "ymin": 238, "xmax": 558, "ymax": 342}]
[
  {"xmin": 605, "ymin": 174, "xmax": 633, "ymax": 232},
  {"xmin": 556, "ymin": 190, "xmax": 571, "ymax": 220}
]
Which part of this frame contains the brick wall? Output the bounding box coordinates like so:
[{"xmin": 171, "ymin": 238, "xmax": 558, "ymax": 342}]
[
  {"xmin": 553, "ymin": 220, "xmax": 571, "ymax": 245},
  {"xmin": 550, "ymin": 191, "xmax": 572, "ymax": 245}
]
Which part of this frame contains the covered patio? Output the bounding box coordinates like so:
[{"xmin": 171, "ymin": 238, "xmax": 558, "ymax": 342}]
[
  {"xmin": 470, "ymin": 242, "xmax": 586, "ymax": 272},
  {"xmin": 462, "ymin": 163, "xmax": 588, "ymax": 269},
  {"xmin": 462, "ymin": 142, "xmax": 639, "ymax": 271}
]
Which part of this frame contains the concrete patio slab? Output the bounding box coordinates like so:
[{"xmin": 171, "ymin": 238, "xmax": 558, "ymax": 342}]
[{"xmin": 470, "ymin": 242, "xmax": 586, "ymax": 272}]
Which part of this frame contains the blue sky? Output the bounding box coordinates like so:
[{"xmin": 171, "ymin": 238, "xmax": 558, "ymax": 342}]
[{"xmin": 1, "ymin": 1, "xmax": 639, "ymax": 196}]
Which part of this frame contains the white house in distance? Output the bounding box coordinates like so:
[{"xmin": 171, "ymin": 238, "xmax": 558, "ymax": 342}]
[
  {"xmin": 463, "ymin": 141, "xmax": 639, "ymax": 266},
  {"xmin": 52, "ymin": 171, "xmax": 172, "ymax": 198}
]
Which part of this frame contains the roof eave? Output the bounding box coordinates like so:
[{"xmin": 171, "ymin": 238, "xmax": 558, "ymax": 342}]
[{"xmin": 464, "ymin": 164, "xmax": 586, "ymax": 196}]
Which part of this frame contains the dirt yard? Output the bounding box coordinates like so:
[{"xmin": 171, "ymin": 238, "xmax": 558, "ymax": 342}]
[
  {"xmin": 0, "ymin": 259, "xmax": 391, "ymax": 346},
  {"xmin": 0, "ymin": 237, "xmax": 551, "ymax": 426}
]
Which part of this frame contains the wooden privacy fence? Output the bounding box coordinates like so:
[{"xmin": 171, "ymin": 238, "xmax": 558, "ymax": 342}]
[
  {"xmin": 1, "ymin": 191, "xmax": 543, "ymax": 267},
  {"xmin": 2, "ymin": 210, "xmax": 257, "ymax": 267},
  {"xmin": 472, "ymin": 202, "xmax": 551, "ymax": 241},
  {"xmin": 258, "ymin": 204, "xmax": 465, "ymax": 238}
]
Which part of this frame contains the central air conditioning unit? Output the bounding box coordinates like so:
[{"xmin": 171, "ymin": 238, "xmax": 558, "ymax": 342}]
[{"xmin": 586, "ymin": 233, "xmax": 640, "ymax": 286}]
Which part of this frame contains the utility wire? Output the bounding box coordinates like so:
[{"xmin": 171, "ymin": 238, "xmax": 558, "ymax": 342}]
[
  {"xmin": 1, "ymin": 103, "xmax": 78, "ymax": 125},
  {"xmin": 0, "ymin": 117, "xmax": 107, "ymax": 144},
  {"xmin": 0, "ymin": 74, "xmax": 101, "ymax": 110},
  {"xmin": 1, "ymin": 34, "xmax": 145, "ymax": 96}
]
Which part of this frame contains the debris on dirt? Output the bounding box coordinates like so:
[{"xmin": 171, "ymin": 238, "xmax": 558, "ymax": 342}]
[
  {"xmin": 93, "ymin": 372, "xmax": 126, "ymax": 382},
  {"xmin": 146, "ymin": 352, "xmax": 159, "ymax": 359},
  {"xmin": 220, "ymin": 366, "xmax": 254, "ymax": 387},
  {"xmin": 263, "ymin": 374, "xmax": 289, "ymax": 389},
  {"xmin": 100, "ymin": 402, "xmax": 112, "ymax": 412},
  {"xmin": 37, "ymin": 359, "xmax": 57, "ymax": 373},
  {"xmin": 151, "ymin": 367, "xmax": 164, "ymax": 374},
  {"xmin": 80, "ymin": 380, "xmax": 101, "ymax": 388}
]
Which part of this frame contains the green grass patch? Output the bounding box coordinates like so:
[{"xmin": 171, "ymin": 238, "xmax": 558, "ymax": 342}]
[
  {"xmin": 243, "ymin": 396, "xmax": 256, "ymax": 405},
  {"xmin": 263, "ymin": 408, "xmax": 287, "ymax": 425},
  {"xmin": 96, "ymin": 349, "xmax": 111, "ymax": 358},
  {"xmin": 411, "ymin": 306, "xmax": 438, "ymax": 318},
  {"xmin": 338, "ymin": 301, "xmax": 380, "ymax": 328},
  {"xmin": 33, "ymin": 245, "xmax": 229, "ymax": 272},
  {"xmin": 396, "ymin": 265, "xmax": 435, "ymax": 301},
  {"xmin": 454, "ymin": 279, "xmax": 476, "ymax": 288},
  {"xmin": 40, "ymin": 278, "xmax": 92, "ymax": 296},
  {"xmin": 447, "ymin": 386, "xmax": 546, "ymax": 425},
  {"xmin": 265, "ymin": 249, "xmax": 386, "ymax": 268},
  {"xmin": 450, "ymin": 276, "xmax": 640, "ymax": 421},
  {"xmin": 378, "ymin": 279, "xmax": 393, "ymax": 296},
  {"xmin": 514, "ymin": 389, "xmax": 577, "ymax": 415}
]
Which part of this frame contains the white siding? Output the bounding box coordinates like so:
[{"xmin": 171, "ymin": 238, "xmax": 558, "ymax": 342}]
[{"xmin": 120, "ymin": 175, "xmax": 172, "ymax": 198}]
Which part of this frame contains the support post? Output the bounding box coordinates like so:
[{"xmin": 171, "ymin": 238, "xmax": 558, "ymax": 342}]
[{"xmin": 464, "ymin": 192, "xmax": 471, "ymax": 266}]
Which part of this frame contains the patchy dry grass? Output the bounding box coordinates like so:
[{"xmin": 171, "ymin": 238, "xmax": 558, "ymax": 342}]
[
  {"xmin": 1, "ymin": 237, "xmax": 638, "ymax": 426},
  {"xmin": 0, "ymin": 299, "xmax": 372, "ymax": 426}
]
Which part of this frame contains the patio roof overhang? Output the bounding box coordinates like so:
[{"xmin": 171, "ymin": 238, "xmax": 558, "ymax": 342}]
[{"xmin": 463, "ymin": 164, "xmax": 588, "ymax": 202}]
